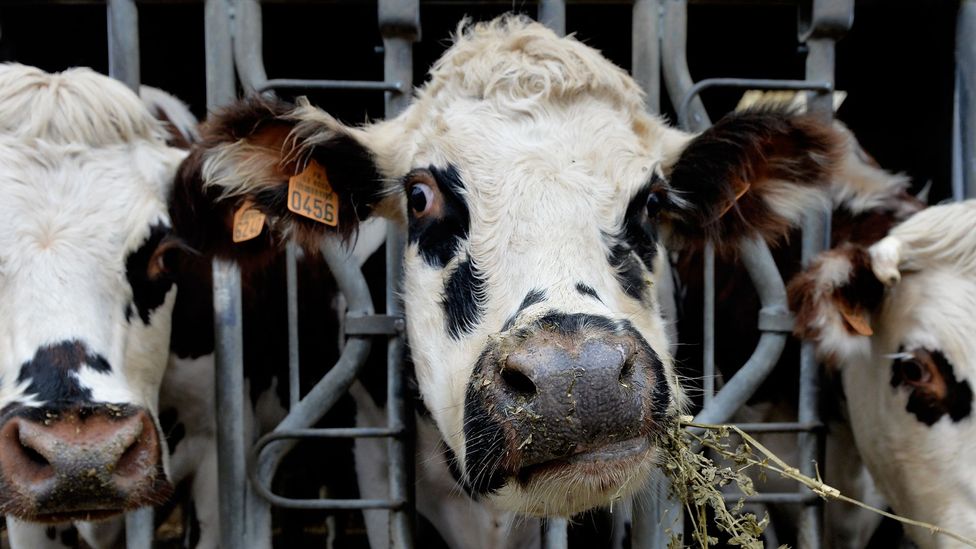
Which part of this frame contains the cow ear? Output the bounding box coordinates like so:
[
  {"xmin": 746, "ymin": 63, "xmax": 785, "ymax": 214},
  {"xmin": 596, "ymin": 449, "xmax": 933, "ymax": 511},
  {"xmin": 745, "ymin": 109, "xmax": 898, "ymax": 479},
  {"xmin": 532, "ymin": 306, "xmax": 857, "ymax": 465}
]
[
  {"xmin": 170, "ymin": 95, "xmax": 387, "ymax": 267},
  {"xmin": 662, "ymin": 110, "xmax": 842, "ymax": 254},
  {"xmin": 787, "ymin": 243, "xmax": 887, "ymax": 369}
]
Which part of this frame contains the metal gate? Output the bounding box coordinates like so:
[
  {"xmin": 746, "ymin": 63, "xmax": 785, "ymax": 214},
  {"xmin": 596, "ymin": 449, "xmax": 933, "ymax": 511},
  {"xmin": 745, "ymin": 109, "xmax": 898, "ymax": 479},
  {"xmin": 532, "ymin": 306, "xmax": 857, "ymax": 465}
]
[{"xmin": 1, "ymin": 1, "xmax": 975, "ymax": 548}]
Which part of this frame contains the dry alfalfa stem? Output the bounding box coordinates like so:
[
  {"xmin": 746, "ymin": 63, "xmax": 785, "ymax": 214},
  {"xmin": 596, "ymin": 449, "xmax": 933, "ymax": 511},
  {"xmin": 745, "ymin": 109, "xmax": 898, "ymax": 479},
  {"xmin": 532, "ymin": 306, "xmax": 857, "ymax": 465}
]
[{"xmin": 657, "ymin": 416, "xmax": 976, "ymax": 548}]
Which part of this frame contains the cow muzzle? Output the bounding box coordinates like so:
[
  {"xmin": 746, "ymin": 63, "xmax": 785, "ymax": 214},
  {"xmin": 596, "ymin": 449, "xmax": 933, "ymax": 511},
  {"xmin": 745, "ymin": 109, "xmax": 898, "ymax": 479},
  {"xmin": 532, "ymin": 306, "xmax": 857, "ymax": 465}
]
[
  {"xmin": 0, "ymin": 405, "xmax": 171, "ymax": 522},
  {"xmin": 462, "ymin": 313, "xmax": 668, "ymax": 499}
]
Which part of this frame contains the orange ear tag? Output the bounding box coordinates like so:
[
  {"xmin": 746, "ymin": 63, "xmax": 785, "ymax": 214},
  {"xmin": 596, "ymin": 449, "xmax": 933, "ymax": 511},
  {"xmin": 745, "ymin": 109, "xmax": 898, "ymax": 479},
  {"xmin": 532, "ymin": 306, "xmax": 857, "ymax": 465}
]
[
  {"xmin": 287, "ymin": 159, "xmax": 339, "ymax": 226},
  {"xmin": 718, "ymin": 181, "xmax": 751, "ymax": 218},
  {"xmin": 232, "ymin": 199, "xmax": 267, "ymax": 243},
  {"xmin": 839, "ymin": 304, "xmax": 873, "ymax": 336}
]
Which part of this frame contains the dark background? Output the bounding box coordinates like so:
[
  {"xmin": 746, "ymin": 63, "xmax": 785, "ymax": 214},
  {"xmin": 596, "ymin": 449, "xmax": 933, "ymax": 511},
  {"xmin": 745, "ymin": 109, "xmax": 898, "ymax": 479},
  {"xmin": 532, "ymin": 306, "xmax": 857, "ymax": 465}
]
[{"xmin": 0, "ymin": 0, "xmax": 959, "ymax": 202}]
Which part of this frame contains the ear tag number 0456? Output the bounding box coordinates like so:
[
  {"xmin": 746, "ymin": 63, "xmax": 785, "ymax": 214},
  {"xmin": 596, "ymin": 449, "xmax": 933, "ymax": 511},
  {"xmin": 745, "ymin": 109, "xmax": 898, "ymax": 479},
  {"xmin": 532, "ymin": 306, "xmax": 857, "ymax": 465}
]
[{"xmin": 288, "ymin": 159, "xmax": 339, "ymax": 226}]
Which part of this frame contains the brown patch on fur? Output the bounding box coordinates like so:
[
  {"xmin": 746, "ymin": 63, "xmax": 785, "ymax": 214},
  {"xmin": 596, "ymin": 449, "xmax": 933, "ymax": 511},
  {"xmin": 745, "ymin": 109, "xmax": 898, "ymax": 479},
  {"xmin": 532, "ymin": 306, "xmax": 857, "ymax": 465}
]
[
  {"xmin": 829, "ymin": 192, "xmax": 924, "ymax": 247},
  {"xmin": 666, "ymin": 110, "xmax": 843, "ymax": 255}
]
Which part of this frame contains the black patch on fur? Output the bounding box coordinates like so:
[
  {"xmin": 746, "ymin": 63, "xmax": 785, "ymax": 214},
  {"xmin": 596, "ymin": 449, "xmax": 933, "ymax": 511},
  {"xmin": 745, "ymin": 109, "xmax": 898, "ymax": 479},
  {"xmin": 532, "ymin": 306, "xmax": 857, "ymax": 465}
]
[
  {"xmin": 59, "ymin": 526, "xmax": 78, "ymax": 547},
  {"xmin": 462, "ymin": 360, "xmax": 509, "ymax": 496},
  {"xmin": 158, "ymin": 408, "xmax": 186, "ymax": 455},
  {"xmin": 16, "ymin": 341, "xmax": 111, "ymax": 404},
  {"xmin": 622, "ymin": 183, "xmax": 661, "ymax": 271},
  {"xmin": 607, "ymin": 241, "xmax": 648, "ymax": 301},
  {"xmin": 575, "ymin": 282, "xmax": 600, "ymax": 301},
  {"xmin": 442, "ymin": 258, "xmax": 485, "ymax": 339},
  {"xmin": 125, "ymin": 223, "xmax": 175, "ymax": 324},
  {"xmin": 502, "ymin": 289, "xmax": 547, "ymax": 331},
  {"xmin": 891, "ymin": 348, "xmax": 973, "ymax": 425},
  {"xmin": 408, "ymin": 165, "xmax": 471, "ymax": 268},
  {"xmin": 440, "ymin": 439, "xmax": 475, "ymax": 498},
  {"xmin": 45, "ymin": 526, "xmax": 56, "ymax": 540}
]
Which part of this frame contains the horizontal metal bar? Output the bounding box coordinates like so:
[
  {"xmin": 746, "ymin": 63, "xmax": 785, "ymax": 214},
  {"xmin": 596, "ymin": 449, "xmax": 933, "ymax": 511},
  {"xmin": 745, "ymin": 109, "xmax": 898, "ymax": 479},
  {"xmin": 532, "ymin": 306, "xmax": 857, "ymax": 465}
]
[
  {"xmin": 0, "ymin": 0, "xmax": 832, "ymax": 5},
  {"xmin": 345, "ymin": 314, "xmax": 405, "ymax": 335},
  {"xmin": 259, "ymin": 495, "xmax": 405, "ymax": 511},
  {"xmin": 729, "ymin": 421, "xmax": 824, "ymax": 433},
  {"xmin": 678, "ymin": 78, "xmax": 833, "ymax": 130},
  {"xmin": 257, "ymin": 78, "xmax": 403, "ymax": 93},
  {"xmin": 255, "ymin": 428, "xmax": 402, "ymax": 446},
  {"xmin": 723, "ymin": 492, "xmax": 821, "ymax": 504}
]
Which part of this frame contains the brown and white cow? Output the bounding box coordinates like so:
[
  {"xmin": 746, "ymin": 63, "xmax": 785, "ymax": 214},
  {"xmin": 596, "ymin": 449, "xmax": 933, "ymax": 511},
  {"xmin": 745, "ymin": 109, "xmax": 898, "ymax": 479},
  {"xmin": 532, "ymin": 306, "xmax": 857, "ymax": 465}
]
[
  {"xmin": 180, "ymin": 16, "xmax": 847, "ymax": 518},
  {"xmin": 790, "ymin": 200, "xmax": 976, "ymax": 547}
]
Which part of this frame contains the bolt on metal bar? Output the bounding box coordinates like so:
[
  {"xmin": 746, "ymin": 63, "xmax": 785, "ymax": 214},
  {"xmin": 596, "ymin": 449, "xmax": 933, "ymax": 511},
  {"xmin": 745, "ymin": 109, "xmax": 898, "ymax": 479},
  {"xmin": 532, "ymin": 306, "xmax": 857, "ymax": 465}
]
[
  {"xmin": 957, "ymin": 0, "xmax": 976, "ymax": 199},
  {"xmin": 107, "ymin": 0, "xmax": 139, "ymax": 91}
]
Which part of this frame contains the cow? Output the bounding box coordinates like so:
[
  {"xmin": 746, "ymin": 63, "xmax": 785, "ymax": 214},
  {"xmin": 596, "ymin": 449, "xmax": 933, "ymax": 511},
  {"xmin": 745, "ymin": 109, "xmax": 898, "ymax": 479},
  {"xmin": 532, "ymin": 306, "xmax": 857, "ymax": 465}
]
[
  {"xmin": 0, "ymin": 63, "xmax": 188, "ymax": 544},
  {"xmin": 673, "ymin": 118, "xmax": 924, "ymax": 547},
  {"xmin": 179, "ymin": 15, "xmax": 849, "ymax": 519},
  {"xmin": 789, "ymin": 199, "xmax": 976, "ymax": 547}
]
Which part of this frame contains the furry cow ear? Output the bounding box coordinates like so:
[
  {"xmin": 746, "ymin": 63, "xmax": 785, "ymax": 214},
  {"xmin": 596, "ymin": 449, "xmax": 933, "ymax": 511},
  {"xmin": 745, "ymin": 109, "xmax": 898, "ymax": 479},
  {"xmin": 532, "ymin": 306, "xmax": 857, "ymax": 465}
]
[
  {"xmin": 663, "ymin": 110, "xmax": 842, "ymax": 254},
  {"xmin": 787, "ymin": 243, "xmax": 887, "ymax": 369},
  {"xmin": 170, "ymin": 95, "xmax": 387, "ymax": 266}
]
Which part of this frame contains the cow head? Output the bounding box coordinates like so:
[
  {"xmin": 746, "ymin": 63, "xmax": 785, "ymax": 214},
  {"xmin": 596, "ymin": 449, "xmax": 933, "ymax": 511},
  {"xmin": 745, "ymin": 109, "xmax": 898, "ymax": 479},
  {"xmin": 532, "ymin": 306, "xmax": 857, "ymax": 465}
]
[
  {"xmin": 790, "ymin": 201, "xmax": 976, "ymax": 543},
  {"xmin": 184, "ymin": 17, "xmax": 842, "ymax": 516},
  {"xmin": 0, "ymin": 64, "xmax": 186, "ymax": 521}
]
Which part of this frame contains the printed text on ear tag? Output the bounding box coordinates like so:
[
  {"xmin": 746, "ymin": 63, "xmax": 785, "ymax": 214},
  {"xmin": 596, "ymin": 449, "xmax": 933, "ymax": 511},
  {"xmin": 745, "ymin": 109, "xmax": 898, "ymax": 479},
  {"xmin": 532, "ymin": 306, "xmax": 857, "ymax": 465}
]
[
  {"xmin": 287, "ymin": 159, "xmax": 339, "ymax": 226},
  {"xmin": 232, "ymin": 199, "xmax": 267, "ymax": 243}
]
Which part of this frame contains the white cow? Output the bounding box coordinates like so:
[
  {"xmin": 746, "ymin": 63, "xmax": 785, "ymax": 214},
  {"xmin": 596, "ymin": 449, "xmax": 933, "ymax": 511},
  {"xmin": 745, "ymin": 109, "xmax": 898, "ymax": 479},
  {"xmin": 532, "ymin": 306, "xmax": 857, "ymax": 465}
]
[
  {"xmin": 183, "ymin": 15, "xmax": 848, "ymax": 520},
  {"xmin": 790, "ymin": 200, "xmax": 976, "ymax": 548}
]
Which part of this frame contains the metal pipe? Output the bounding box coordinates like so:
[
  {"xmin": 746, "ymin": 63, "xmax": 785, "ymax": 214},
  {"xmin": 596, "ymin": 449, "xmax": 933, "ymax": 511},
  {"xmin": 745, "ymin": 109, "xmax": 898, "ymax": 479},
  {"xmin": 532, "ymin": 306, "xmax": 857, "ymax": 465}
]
[
  {"xmin": 234, "ymin": 0, "xmax": 269, "ymax": 93},
  {"xmin": 286, "ymin": 242, "xmax": 301, "ymax": 409},
  {"xmin": 212, "ymin": 259, "xmax": 247, "ymax": 549},
  {"xmin": 958, "ymin": 0, "xmax": 976, "ymax": 199},
  {"xmin": 204, "ymin": 0, "xmax": 235, "ymax": 110},
  {"xmin": 723, "ymin": 492, "xmax": 820, "ymax": 505},
  {"xmin": 693, "ymin": 236, "xmax": 790, "ymax": 426},
  {"xmin": 258, "ymin": 78, "xmax": 403, "ymax": 93},
  {"xmin": 677, "ymin": 78, "xmax": 833, "ymax": 130},
  {"xmin": 702, "ymin": 242, "xmax": 715, "ymax": 406},
  {"xmin": 543, "ymin": 518, "xmax": 569, "ymax": 549},
  {"xmin": 538, "ymin": 0, "xmax": 566, "ymax": 36},
  {"xmin": 661, "ymin": 0, "xmax": 708, "ymax": 132},
  {"xmin": 106, "ymin": 0, "xmax": 139, "ymax": 91},
  {"xmin": 124, "ymin": 507, "xmax": 153, "ymax": 549},
  {"xmin": 632, "ymin": 0, "xmax": 661, "ymax": 113}
]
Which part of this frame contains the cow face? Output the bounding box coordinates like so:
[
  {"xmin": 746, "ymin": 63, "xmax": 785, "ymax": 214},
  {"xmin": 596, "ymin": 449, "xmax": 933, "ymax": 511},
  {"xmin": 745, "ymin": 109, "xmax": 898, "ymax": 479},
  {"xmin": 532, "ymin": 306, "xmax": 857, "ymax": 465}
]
[
  {"xmin": 790, "ymin": 201, "xmax": 976, "ymax": 545},
  {"xmin": 188, "ymin": 17, "xmax": 840, "ymax": 516},
  {"xmin": 0, "ymin": 65, "xmax": 185, "ymax": 521}
]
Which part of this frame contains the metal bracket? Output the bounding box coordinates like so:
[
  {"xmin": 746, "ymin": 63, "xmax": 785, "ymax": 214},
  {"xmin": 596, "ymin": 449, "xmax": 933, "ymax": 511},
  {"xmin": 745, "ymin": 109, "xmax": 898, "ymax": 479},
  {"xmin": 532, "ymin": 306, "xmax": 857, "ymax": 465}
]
[
  {"xmin": 798, "ymin": 0, "xmax": 854, "ymax": 41},
  {"xmin": 345, "ymin": 314, "xmax": 405, "ymax": 335},
  {"xmin": 758, "ymin": 308, "xmax": 795, "ymax": 334}
]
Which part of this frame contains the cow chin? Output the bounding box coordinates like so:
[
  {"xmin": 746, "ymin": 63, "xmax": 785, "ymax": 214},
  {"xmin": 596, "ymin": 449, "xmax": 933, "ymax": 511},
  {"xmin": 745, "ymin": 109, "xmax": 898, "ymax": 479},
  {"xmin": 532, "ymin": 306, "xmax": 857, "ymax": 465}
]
[{"xmin": 486, "ymin": 438, "xmax": 658, "ymax": 517}]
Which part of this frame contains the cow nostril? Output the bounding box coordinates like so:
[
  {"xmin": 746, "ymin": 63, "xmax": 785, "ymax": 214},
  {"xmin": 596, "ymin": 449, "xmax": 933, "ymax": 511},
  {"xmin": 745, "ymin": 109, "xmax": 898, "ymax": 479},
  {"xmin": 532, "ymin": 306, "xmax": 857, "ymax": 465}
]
[
  {"xmin": 619, "ymin": 355, "xmax": 635, "ymax": 384},
  {"xmin": 19, "ymin": 443, "xmax": 50, "ymax": 468},
  {"xmin": 501, "ymin": 368, "xmax": 537, "ymax": 397}
]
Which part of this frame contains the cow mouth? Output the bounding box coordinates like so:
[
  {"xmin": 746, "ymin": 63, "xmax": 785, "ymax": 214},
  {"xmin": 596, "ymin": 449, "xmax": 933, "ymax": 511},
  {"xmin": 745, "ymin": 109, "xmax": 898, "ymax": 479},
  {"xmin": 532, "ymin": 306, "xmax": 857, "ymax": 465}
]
[{"xmin": 516, "ymin": 436, "xmax": 652, "ymax": 484}]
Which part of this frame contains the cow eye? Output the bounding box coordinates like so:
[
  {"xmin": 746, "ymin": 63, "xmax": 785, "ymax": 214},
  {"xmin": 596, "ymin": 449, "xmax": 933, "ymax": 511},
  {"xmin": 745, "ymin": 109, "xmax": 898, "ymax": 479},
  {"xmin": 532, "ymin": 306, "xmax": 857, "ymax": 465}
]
[
  {"xmin": 646, "ymin": 192, "xmax": 663, "ymax": 218},
  {"xmin": 409, "ymin": 183, "xmax": 435, "ymax": 217}
]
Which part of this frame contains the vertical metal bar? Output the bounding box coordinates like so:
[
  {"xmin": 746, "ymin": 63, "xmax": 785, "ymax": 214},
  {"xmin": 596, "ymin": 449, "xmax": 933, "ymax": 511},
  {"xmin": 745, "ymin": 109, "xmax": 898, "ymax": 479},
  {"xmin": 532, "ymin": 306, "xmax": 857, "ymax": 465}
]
[
  {"xmin": 661, "ymin": 0, "xmax": 708, "ymax": 132},
  {"xmin": 797, "ymin": 34, "xmax": 835, "ymax": 549},
  {"xmin": 212, "ymin": 260, "xmax": 247, "ymax": 549},
  {"xmin": 124, "ymin": 507, "xmax": 153, "ymax": 549},
  {"xmin": 205, "ymin": 0, "xmax": 235, "ymax": 109},
  {"xmin": 234, "ymin": 0, "xmax": 269, "ymax": 93},
  {"xmin": 286, "ymin": 242, "xmax": 301, "ymax": 408},
  {"xmin": 702, "ymin": 242, "xmax": 715, "ymax": 406},
  {"xmin": 538, "ymin": 0, "xmax": 566, "ymax": 36},
  {"xmin": 958, "ymin": 0, "xmax": 976, "ymax": 199},
  {"xmin": 543, "ymin": 519, "xmax": 568, "ymax": 549},
  {"xmin": 380, "ymin": 1, "xmax": 418, "ymax": 543},
  {"xmin": 631, "ymin": 470, "xmax": 681, "ymax": 549},
  {"xmin": 106, "ymin": 0, "xmax": 139, "ymax": 91},
  {"xmin": 632, "ymin": 0, "xmax": 661, "ymax": 113}
]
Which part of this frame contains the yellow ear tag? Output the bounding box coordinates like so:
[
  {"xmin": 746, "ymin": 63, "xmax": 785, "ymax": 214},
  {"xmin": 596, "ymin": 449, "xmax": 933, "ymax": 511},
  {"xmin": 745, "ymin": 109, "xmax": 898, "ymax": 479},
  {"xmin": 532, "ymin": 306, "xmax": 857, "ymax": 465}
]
[
  {"xmin": 839, "ymin": 304, "xmax": 873, "ymax": 336},
  {"xmin": 232, "ymin": 199, "xmax": 266, "ymax": 243},
  {"xmin": 287, "ymin": 159, "xmax": 339, "ymax": 226}
]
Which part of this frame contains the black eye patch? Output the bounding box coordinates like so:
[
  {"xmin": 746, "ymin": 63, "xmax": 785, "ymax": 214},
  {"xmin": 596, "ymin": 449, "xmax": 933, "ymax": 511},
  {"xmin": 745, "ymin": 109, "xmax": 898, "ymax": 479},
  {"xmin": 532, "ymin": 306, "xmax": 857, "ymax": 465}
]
[
  {"xmin": 407, "ymin": 164, "xmax": 470, "ymax": 269},
  {"xmin": 125, "ymin": 223, "xmax": 176, "ymax": 324},
  {"xmin": 890, "ymin": 347, "xmax": 972, "ymax": 426},
  {"xmin": 604, "ymin": 180, "xmax": 665, "ymax": 302}
]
